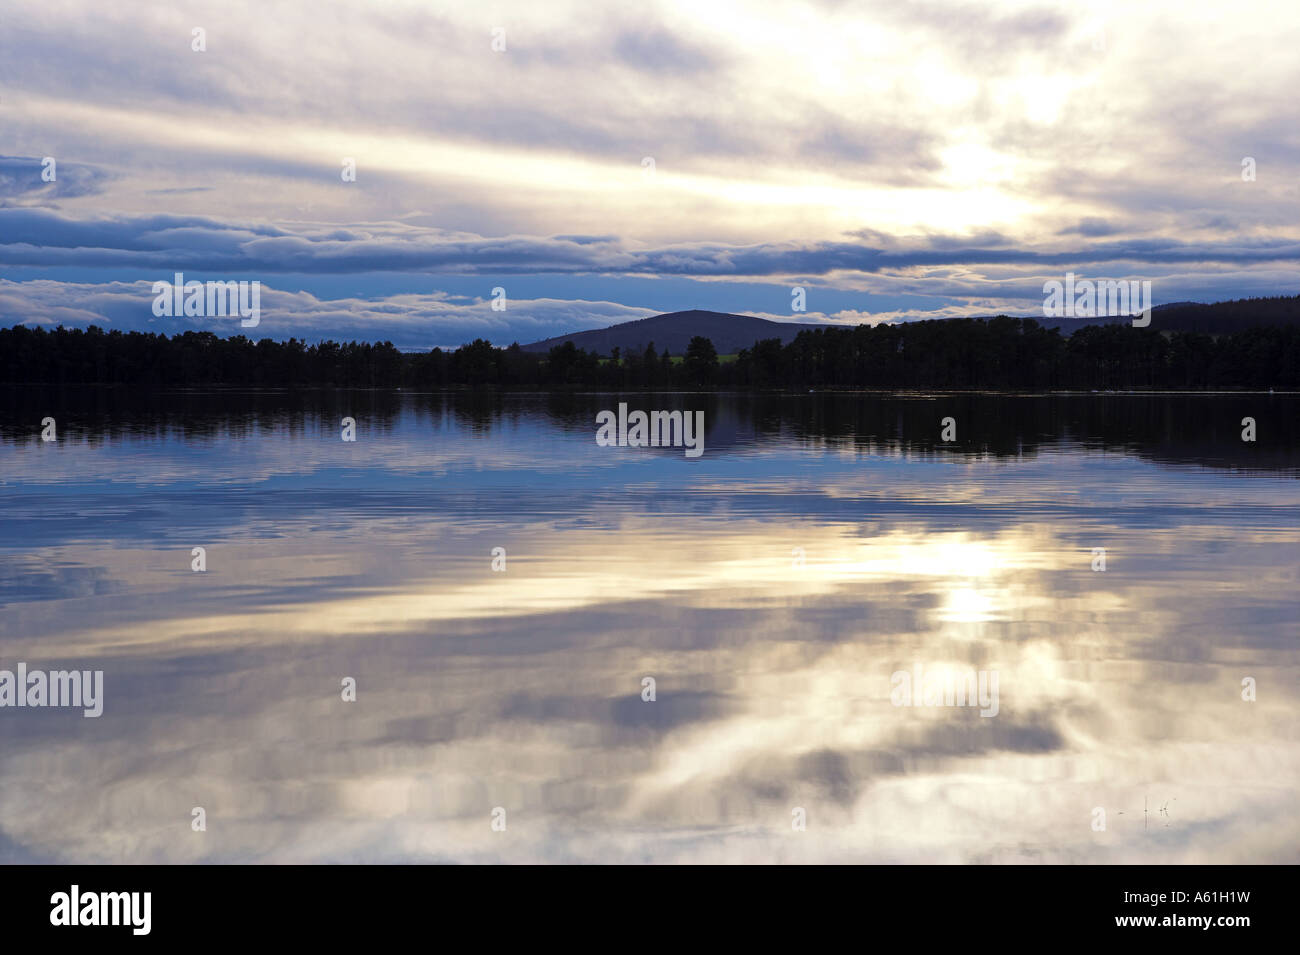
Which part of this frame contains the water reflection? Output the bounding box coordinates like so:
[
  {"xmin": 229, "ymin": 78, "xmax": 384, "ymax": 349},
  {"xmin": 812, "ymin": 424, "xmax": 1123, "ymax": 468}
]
[{"xmin": 0, "ymin": 390, "xmax": 1296, "ymax": 863}]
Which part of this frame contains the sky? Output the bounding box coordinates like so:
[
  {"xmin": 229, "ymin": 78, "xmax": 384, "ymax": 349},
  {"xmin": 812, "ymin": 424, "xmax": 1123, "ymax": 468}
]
[{"xmin": 2, "ymin": 0, "xmax": 1298, "ymax": 349}]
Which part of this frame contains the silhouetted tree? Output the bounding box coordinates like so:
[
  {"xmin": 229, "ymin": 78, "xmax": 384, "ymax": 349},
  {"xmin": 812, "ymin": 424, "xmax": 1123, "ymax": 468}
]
[{"xmin": 683, "ymin": 335, "xmax": 718, "ymax": 386}]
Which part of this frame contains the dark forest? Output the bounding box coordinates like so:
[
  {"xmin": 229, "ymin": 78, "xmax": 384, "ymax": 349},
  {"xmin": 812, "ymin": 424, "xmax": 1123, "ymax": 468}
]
[{"xmin": 3, "ymin": 315, "xmax": 1298, "ymax": 390}]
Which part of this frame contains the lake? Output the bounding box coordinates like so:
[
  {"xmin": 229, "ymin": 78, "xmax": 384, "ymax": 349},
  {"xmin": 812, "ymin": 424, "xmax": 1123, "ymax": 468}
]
[{"xmin": 1, "ymin": 389, "xmax": 1297, "ymax": 863}]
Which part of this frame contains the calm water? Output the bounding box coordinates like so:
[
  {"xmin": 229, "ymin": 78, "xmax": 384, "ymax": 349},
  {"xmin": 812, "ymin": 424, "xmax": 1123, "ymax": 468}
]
[{"xmin": 1, "ymin": 389, "xmax": 1297, "ymax": 864}]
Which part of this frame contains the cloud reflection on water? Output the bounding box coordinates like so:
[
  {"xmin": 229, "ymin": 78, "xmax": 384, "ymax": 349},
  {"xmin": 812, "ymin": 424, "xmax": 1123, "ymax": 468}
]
[{"xmin": 0, "ymin": 393, "xmax": 1296, "ymax": 863}]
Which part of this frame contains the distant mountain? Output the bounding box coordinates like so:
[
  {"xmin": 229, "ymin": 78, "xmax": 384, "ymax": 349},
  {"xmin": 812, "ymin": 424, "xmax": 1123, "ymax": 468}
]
[
  {"xmin": 523, "ymin": 296, "xmax": 1300, "ymax": 357},
  {"xmin": 1033, "ymin": 296, "xmax": 1300, "ymax": 334},
  {"xmin": 521, "ymin": 309, "xmax": 826, "ymax": 356}
]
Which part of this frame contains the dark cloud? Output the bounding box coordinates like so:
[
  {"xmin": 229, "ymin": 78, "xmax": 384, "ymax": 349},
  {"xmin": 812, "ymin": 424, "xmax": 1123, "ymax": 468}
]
[
  {"xmin": 925, "ymin": 229, "xmax": 1013, "ymax": 249},
  {"xmin": 0, "ymin": 155, "xmax": 113, "ymax": 205},
  {"xmin": 4, "ymin": 208, "xmax": 1300, "ymax": 278},
  {"xmin": 1058, "ymin": 218, "xmax": 1119, "ymax": 237},
  {"xmin": 612, "ymin": 28, "xmax": 720, "ymax": 73}
]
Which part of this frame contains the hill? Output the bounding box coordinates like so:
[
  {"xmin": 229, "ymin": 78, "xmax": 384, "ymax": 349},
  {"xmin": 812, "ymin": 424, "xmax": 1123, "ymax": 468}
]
[
  {"xmin": 521, "ymin": 309, "xmax": 825, "ymax": 356},
  {"xmin": 526, "ymin": 297, "xmax": 1300, "ymax": 356},
  {"xmin": 1034, "ymin": 295, "xmax": 1300, "ymax": 334}
]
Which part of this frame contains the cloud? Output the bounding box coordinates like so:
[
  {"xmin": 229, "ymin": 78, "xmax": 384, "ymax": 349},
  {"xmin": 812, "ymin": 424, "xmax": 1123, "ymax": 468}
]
[
  {"xmin": 1057, "ymin": 218, "xmax": 1118, "ymax": 237},
  {"xmin": 4, "ymin": 208, "xmax": 1300, "ymax": 279},
  {"xmin": 0, "ymin": 156, "xmax": 113, "ymax": 206},
  {"xmin": 610, "ymin": 27, "xmax": 721, "ymax": 73},
  {"xmin": 0, "ymin": 278, "xmax": 654, "ymax": 349}
]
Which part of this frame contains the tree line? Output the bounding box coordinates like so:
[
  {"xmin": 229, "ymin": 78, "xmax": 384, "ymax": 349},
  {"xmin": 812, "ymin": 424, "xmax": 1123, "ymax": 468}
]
[{"xmin": 2, "ymin": 316, "xmax": 1297, "ymax": 390}]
